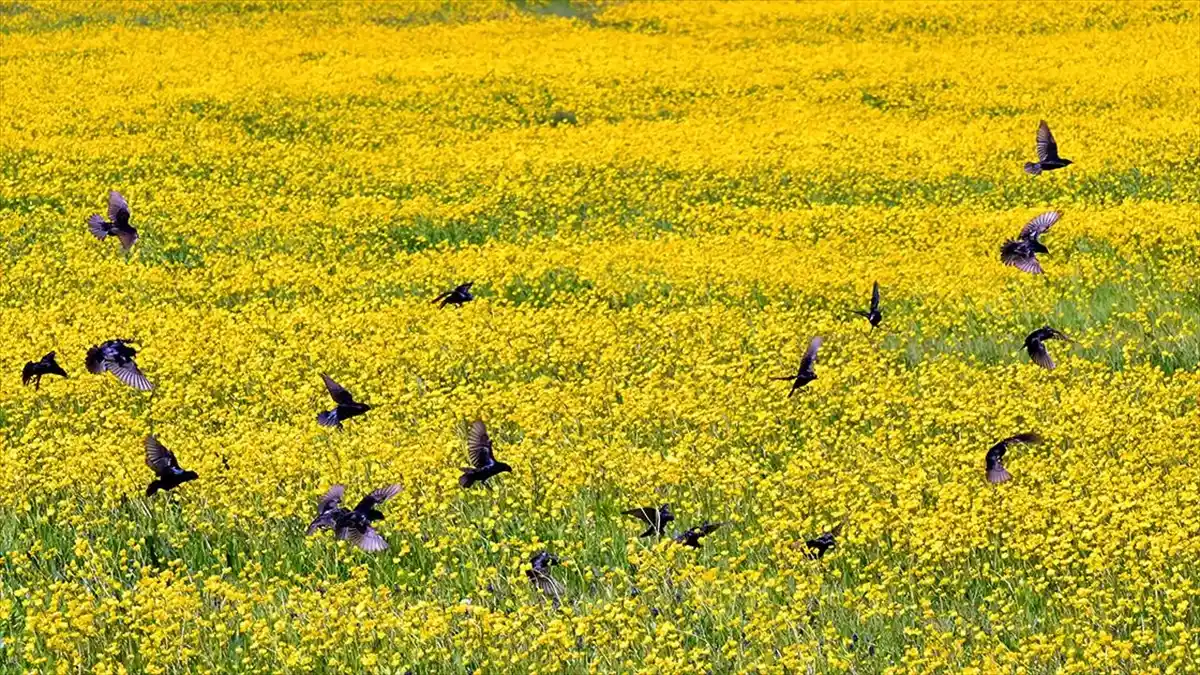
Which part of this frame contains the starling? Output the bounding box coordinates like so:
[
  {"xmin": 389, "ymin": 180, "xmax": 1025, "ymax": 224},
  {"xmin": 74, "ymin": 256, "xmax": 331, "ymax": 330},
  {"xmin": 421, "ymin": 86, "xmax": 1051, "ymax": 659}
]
[
  {"xmin": 22, "ymin": 352, "xmax": 68, "ymax": 390},
  {"xmin": 85, "ymin": 339, "xmax": 152, "ymax": 390},
  {"xmin": 851, "ymin": 281, "xmax": 882, "ymax": 328},
  {"xmin": 306, "ymin": 483, "xmax": 402, "ymax": 552},
  {"xmin": 1000, "ymin": 211, "xmax": 1061, "ymax": 274},
  {"xmin": 801, "ymin": 520, "xmax": 845, "ymax": 559},
  {"xmin": 526, "ymin": 550, "xmax": 565, "ymax": 605},
  {"xmin": 674, "ymin": 522, "xmax": 723, "ymax": 548},
  {"xmin": 144, "ymin": 435, "xmax": 199, "ymax": 496},
  {"xmin": 1024, "ymin": 326, "xmax": 1072, "ymax": 370},
  {"xmin": 433, "ymin": 282, "xmax": 474, "ymax": 308},
  {"xmin": 985, "ymin": 432, "xmax": 1042, "ymax": 484},
  {"xmin": 623, "ymin": 504, "xmax": 674, "ymax": 537},
  {"xmin": 1023, "ymin": 120, "xmax": 1073, "ymax": 175},
  {"xmin": 772, "ymin": 337, "xmax": 823, "ymax": 396},
  {"xmin": 86, "ymin": 190, "xmax": 139, "ymax": 251},
  {"xmin": 459, "ymin": 421, "xmax": 513, "ymax": 488},
  {"xmin": 316, "ymin": 373, "xmax": 371, "ymax": 429}
]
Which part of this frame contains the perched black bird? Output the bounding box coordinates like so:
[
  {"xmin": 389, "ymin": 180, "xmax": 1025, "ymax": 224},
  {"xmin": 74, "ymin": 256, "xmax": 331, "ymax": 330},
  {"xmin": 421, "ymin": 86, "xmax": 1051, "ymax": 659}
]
[
  {"xmin": 316, "ymin": 374, "xmax": 371, "ymax": 429},
  {"xmin": 623, "ymin": 504, "xmax": 674, "ymax": 537},
  {"xmin": 144, "ymin": 435, "xmax": 199, "ymax": 496},
  {"xmin": 1024, "ymin": 120, "xmax": 1073, "ymax": 175},
  {"xmin": 86, "ymin": 190, "xmax": 139, "ymax": 251},
  {"xmin": 1024, "ymin": 326, "xmax": 1073, "ymax": 370},
  {"xmin": 22, "ymin": 352, "xmax": 68, "ymax": 390},
  {"xmin": 86, "ymin": 339, "xmax": 152, "ymax": 390},
  {"xmin": 459, "ymin": 421, "xmax": 513, "ymax": 488},
  {"xmin": 985, "ymin": 432, "xmax": 1042, "ymax": 484},
  {"xmin": 433, "ymin": 282, "xmax": 474, "ymax": 308},
  {"xmin": 526, "ymin": 550, "xmax": 565, "ymax": 605},
  {"xmin": 674, "ymin": 522, "xmax": 723, "ymax": 548},
  {"xmin": 852, "ymin": 281, "xmax": 882, "ymax": 328},
  {"xmin": 772, "ymin": 337, "xmax": 823, "ymax": 396},
  {"xmin": 306, "ymin": 483, "xmax": 402, "ymax": 552},
  {"xmin": 1000, "ymin": 211, "xmax": 1061, "ymax": 274},
  {"xmin": 801, "ymin": 520, "xmax": 845, "ymax": 559}
]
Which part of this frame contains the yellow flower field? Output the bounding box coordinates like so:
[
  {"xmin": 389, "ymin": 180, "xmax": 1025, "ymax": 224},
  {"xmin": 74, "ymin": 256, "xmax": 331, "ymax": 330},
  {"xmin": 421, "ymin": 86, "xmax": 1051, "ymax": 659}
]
[{"xmin": 1, "ymin": 1, "xmax": 1198, "ymax": 672}]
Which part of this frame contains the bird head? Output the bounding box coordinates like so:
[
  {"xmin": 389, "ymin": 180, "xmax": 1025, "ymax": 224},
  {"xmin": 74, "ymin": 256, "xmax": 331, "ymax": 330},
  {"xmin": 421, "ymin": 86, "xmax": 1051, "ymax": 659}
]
[{"xmin": 496, "ymin": 462, "xmax": 513, "ymax": 474}]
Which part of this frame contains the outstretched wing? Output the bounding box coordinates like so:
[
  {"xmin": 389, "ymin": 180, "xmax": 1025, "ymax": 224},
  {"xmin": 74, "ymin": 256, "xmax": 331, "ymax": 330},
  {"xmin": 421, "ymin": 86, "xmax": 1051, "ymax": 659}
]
[
  {"xmin": 144, "ymin": 435, "xmax": 180, "ymax": 475},
  {"xmin": 316, "ymin": 485, "xmax": 345, "ymax": 515},
  {"xmin": 467, "ymin": 421, "xmax": 496, "ymax": 468},
  {"xmin": 1019, "ymin": 211, "xmax": 1061, "ymax": 240},
  {"xmin": 344, "ymin": 525, "xmax": 388, "ymax": 552},
  {"xmin": 1035, "ymin": 121, "xmax": 1059, "ymax": 162},
  {"xmin": 799, "ymin": 337, "xmax": 823, "ymax": 374},
  {"xmin": 320, "ymin": 373, "xmax": 355, "ymax": 405},
  {"xmin": 1000, "ymin": 241, "xmax": 1043, "ymax": 274},
  {"xmin": 353, "ymin": 484, "xmax": 402, "ymax": 513},
  {"xmin": 108, "ymin": 190, "xmax": 131, "ymax": 226},
  {"xmin": 111, "ymin": 359, "xmax": 152, "ymax": 390},
  {"xmin": 529, "ymin": 570, "xmax": 565, "ymax": 601},
  {"xmin": 870, "ymin": 281, "xmax": 880, "ymax": 313},
  {"xmin": 1027, "ymin": 339, "xmax": 1056, "ymax": 370}
]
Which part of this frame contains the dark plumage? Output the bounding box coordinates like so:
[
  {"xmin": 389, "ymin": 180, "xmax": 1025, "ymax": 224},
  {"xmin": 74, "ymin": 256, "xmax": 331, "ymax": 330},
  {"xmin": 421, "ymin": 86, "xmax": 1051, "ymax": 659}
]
[
  {"xmin": 86, "ymin": 190, "xmax": 138, "ymax": 251},
  {"xmin": 1024, "ymin": 326, "xmax": 1072, "ymax": 370},
  {"xmin": 802, "ymin": 521, "xmax": 845, "ymax": 559},
  {"xmin": 852, "ymin": 282, "xmax": 882, "ymax": 328},
  {"xmin": 316, "ymin": 374, "xmax": 371, "ymax": 429},
  {"xmin": 459, "ymin": 421, "xmax": 513, "ymax": 488},
  {"xmin": 1000, "ymin": 211, "xmax": 1061, "ymax": 274},
  {"xmin": 306, "ymin": 483, "xmax": 402, "ymax": 552},
  {"xmin": 22, "ymin": 352, "xmax": 68, "ymax": 390},
  {"xmin": 144, "ymin": 435, "xmax": 199, "ymax": 496},
  {"xmin": 1024, "ymin": 120, "xmax": 1073, "ymax": 175},
  {"xmin": 433, "ymin": 282, "xmax": 474, "ymax": 308},
  {"xmin": 773, "ymin": 337, "xmax": 823, "ymax": 396},
  {"xmin": 623, "ymin": 504, "xmax": 674, "ymax": 537},
  {"xmin": 985, "ymin": 432, "xmax": 1042, "ymax": 484},
  {"xmin": 674, "ymin": 522, "xmax": 723, "ymax": 549},
  {"xmin": 85, "ymin": 339, "xmax": 152, "ymax": 390},
  {"xmin": 526, "ymin": 550, "xmax": 565, "ymax": 605}
]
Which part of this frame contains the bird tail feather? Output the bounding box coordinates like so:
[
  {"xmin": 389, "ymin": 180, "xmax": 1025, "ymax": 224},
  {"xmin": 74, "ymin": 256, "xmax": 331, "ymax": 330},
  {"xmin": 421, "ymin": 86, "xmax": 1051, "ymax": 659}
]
[
  {"xmin": 316, "ymin": 410, "xmax": 339, "ymax": 428},
  {"xmin": 87, "ymin": 215, "xmax": 109, "ymax": 239}
]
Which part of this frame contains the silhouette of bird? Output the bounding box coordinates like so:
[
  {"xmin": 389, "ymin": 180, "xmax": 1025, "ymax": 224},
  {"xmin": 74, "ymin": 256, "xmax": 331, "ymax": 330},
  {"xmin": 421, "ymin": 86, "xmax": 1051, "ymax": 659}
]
[
  {"xmin": 306, "ymin": 483, "xmax": 402, "ymax": 552},
  {"xmin": 1024, "ymin": 120, "xmax": 1073, "ymax": 175},
  {"xmin": 526, "ymin": 550, "xmax": 565, "ymax": 605},
  {"xmin": 433, "ymin": 282, "xmax": 474, "ymax": 308},
  {"xmin": 1024, "ymin": 326, "xmax": 1072, "ymax": 370},
  {"xmin": 86, "ymin": 339, "xmax": 152, "ymax": 390},
  {"xmin": 1000, "ymin": 211, "xmax": 1061, "ymax": 274},
  {"xmin": 674, "ymin": 522, "xmax": 723, "ymax": 548},
  {"xmin": 459, "ymin": 421, "xmax": 513, "ymax": 488},
  {"xmin": 144, "ymin": 435, "xmax": 199, "ymax": 496},
  {"xmin": 86, "ymin": 190, "xmax": 139, "ymax": 251},
  {"xmin": 22, "ymin": 352, "xmax": 68, "ymax": 390},
  {"xmin": 851, "ymin": 282, "xmax": 882, "ymax": 328},
  {"xmin": 623, "ymin": 504, "xmax": 674, "ymax": 537},
  {"xmin": 985, "ymin": 432, "xmax": 1042, "ymax": 484},
  {"xmin": 800, "ymin": 520, "xmax": 845, "ymax": 559},
  {"xmin": 316, "ymin": 374, "xmax": 371, "ymax": 429},
  {"xmin": 773, "ymin": 337, "xmax": 823, "ymax": 396}
]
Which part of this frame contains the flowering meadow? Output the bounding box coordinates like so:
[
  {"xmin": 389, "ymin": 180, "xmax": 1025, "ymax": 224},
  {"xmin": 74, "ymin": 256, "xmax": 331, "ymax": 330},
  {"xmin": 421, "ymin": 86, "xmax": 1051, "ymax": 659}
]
[{"xmin": 1, "ymin": 1, "xmax": 1199, "ymax": 673}]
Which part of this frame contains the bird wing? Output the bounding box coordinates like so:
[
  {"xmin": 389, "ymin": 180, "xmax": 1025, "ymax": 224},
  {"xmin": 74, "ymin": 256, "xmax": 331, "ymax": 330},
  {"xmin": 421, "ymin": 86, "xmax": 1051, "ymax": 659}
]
[
  {"xmin": 984, "ymin": 440, "xmax": 1008, "ymax": 470},
  {"xmin": 799, "ymin": 337, "xmax": 823, "ymax": 374},
  {"xmin": 1026, "ymin": 339, "xmax": 1056, "ymax": 370},
  {"xmin": 316, "ymin": 485, "xmax": 345, "ymax": 515},
  {"xmin": 431, "ymin": 291, "xmax": 451, "ymax": 304},
  {"xmin": 467, "ymin": 420, "xmax": 496, "ymax": 468},
  {"xmin": 320, "ymin": 373, "xmax": 355, "ymax": 405},
  {"xmin": 1019, "ymin": 211, "xmax": 1061, "ymax": 240},
  {"xmin": 353, "ymin": 484, "xmax": 402, "ymax": 513},
  {"xmin": 108, "ymin": 190, "xmax": 131, "ymax": 226},
  {"xmin": 21, "ymin": 361, "xmax": 36, "ymax": 385},
  {"xmin": 345, "ymin": 526, "xmax": 388, "ymax": 552},
  {"xmin": 1005, "ymin": 432, "xmax": 1043, "ymax": 446},
  {"xmin": 85, "ymin": 346, "xmax": 107, "ymax": 374},
  {"xmin": 115, "ymin": 225, "xmax": 138, "ymax": 251},
  {"xmin": 1000, "ymin": 242, "xmax": 1043, "ymax": 274},
  {"xmin": 622, "ymin": 507, "xmax": 659, "ymax": 526},
  {"xmin": 870, "ymin": 281, "xmax": 880, "ymax": 313},
  {"xmin": 696, "ymin": 522, "xmax": 724, "ymax": 537},
  {"xmin": 828, "ymin": 520, "xmax": 845, "ymax": 537},
  {"xmin": 145, "ymin": 435, "xmax": 180, "ymax": 475},
  {"xmin": 529, "ymin": 570, "xmax": 565, "ymax": 600},
  {"xmin": 111, "ymin": 359, "xmax": 153, "ymax": 390},
  {"xmin": 1036, "ymin": 120, "xmax": 1058, "ymax": 162},
  {"xmin": 305, "ymin": 510, "xmax": 339, "ymax": 534}
]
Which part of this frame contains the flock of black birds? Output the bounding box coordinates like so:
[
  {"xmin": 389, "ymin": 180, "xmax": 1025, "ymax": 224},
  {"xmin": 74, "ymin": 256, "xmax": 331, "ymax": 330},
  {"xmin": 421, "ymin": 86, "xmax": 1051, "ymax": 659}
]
[{"xmin": 19, "ymin": 121, "xmax": 1075, "ymax": 603}]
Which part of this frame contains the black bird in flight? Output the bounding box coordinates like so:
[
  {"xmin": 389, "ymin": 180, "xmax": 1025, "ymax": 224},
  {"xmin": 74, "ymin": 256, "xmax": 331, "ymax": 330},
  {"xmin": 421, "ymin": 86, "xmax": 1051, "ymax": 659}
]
[
  {"xmin": 852, "ymin": 281, "xmax": 882, "ymax": 328},
  {"xmin": 623, "ymin": 504, "xmax": 674, "ymax": 537},
  {"xmin": 674, "ymin": 522, "xmax": 723, "ymax": 548},
  {"xmin": 86, "ymin": 339, "xmax": 152, "ymax": 390},
  {"xmin": 1000, "ymin": 211, "xmax": 1061, "ymax": 275},
  {"xmin": 306, "ymin": 483, "xmax": 402, "ymax": 552},
  {"xmin": 526, "ymin": 550, "xmax": 565, "ymax": 605},
  {"xmin": 86, "ymin": 190, "xmax": 139, "ymax": 251},
  {"xmin": 144, "ymin": 435, "xmax": 199, "ymax": 496},
  {"xmin": 773, "ymin": 337, "xmax": 823, "ymax": 396},
  {"xmin": 316, "ymin": 374, "xmax": 371, "ymax": 429},
  {"xmin": 801, "ymin": 520, "xmax": 845, "ymax": 559},
  {"xmin": 22, "ymin": 352, "xmax": 68, "ymax": 390},
  {"xmin": 1024, "ymin": 120, "xmax": 1073, "ymax": 175},
  {"xmin": 459, "ymin": 421, "xmax": 513, "ymax": 488},
  {"xmin": 433, "ymin": 282, "xmax": 474, "ymax": 308},
  {"xmin": 1024, "ymin": 326, "xmax": 1073, "ymax": 370},
  {"xmin": 985, "ymin": 432, "xmax": 1042, "ymax": 484}
]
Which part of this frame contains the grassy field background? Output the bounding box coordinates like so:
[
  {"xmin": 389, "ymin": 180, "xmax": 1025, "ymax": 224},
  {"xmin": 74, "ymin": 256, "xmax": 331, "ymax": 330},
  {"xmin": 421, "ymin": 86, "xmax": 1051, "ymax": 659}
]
[{"xmin": 1, "ymin": 1, "xmax": 1198, "ymax": 672}]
